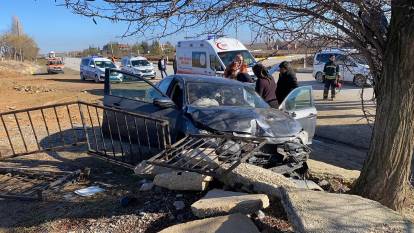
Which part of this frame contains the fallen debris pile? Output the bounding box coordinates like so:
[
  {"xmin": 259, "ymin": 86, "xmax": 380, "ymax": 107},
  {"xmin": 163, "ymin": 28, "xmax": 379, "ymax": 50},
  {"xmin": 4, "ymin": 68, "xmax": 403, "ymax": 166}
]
[{"xmin": 13, "ymin": 84, "xmax": 55, "ymax": 94}]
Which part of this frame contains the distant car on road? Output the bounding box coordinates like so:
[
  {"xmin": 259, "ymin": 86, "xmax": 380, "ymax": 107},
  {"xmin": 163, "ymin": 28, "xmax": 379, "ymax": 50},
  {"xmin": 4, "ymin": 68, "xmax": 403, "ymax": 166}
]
[
  {"xmin": 80, "ymin": 56, "xmax": 123, "ymax": 82},
  {"xmin": 104, "ymin": 73, "xmax": 317, "ymax": 177},
  {"xmin": 120, "ymin": 56, "xmax": 156, "ymax": 79},
  {"xmin": 46, "ymin": 57, "xmax": 64, "ymax": 74},
  {"xmin": 313, "ymin": 49, "xmax": 371, "ymax": 87}
]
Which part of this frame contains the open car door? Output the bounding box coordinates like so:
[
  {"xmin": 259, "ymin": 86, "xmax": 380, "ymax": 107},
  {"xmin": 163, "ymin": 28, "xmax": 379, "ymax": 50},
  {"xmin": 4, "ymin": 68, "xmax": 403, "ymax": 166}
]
[
  {"xmin": 103, "ymin": 69, "xmax": 181, "ymax": 143},
  {"xmin": 279, "ymin": 86, "xmax": 317, "ymax": 144}
]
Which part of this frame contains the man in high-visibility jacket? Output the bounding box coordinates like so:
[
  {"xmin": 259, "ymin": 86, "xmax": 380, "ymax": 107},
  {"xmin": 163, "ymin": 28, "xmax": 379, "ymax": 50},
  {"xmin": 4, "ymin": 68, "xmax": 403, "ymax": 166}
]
[{"xmin": 323, "ymin": 54, "xmax": 340, "ymax": 100}]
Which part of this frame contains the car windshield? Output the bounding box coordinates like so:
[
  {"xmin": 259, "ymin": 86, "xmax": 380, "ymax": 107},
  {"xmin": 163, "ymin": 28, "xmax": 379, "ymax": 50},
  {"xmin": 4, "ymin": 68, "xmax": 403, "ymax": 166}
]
[
  {"xmin": 218, "ymin": 50, "xmax": 256, "ymax": 68},
  {"xmin": 94, "ymin": 60, "xmax": 116, "ymax": 68},
  {"xmin": 131, "ymin": 59, "xmax": 150, "ymax": 67},
  {"xmin": 187, "ymin": 82, "xmax": 269, "ymax": 108}
]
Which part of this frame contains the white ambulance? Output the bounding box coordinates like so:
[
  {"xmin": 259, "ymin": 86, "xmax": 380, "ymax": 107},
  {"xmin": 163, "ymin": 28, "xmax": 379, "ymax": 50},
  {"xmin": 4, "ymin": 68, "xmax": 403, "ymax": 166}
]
[{"xmin": 175, "ymin": 37, "xmax": 257, "ymax": 77}]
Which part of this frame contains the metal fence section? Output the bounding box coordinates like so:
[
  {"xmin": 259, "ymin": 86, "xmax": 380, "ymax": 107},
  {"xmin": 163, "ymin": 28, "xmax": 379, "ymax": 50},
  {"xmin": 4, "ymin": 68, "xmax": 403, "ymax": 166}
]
[
  {"xmin": 0, "ymin": 101, "xmax": 171, "ymax": 167},
  {"xmin": 147, "ymin": 134, "xmax": 266, "ymax": 177}
]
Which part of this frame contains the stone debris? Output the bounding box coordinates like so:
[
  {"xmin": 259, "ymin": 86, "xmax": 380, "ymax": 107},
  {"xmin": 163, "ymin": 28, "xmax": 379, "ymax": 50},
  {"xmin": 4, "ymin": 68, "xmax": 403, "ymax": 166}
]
[
  {"xmin": 13, "ymin": 84, "xmax": 55, "ymax": 94},
  {"xmin": 289, "ymin": 179, "xmax": 324, "ymax": 191},
  {"xmin": 255, "ymin": 210, "xmax": 266, "ymax": 220},
  {"xmin": 307, "ymin": 159, "xmax": 360, "ymax": 184},
  {"xmin": 159, "ymin": 213, "xmax": 261, "ymax": 233},
  {"xmin": 219, "ymin": 163, "xmax": 296, "ymax": 198},
  {"xmin": 281, "ymin": 188, "xmax": 414, "ymax": 233},
  {"xmin": 191, "ymin": 189, "xmax": 269, "ymax": 218},
  {"xmin": 153, "ymin": 171, "xmax": 212, "ymax": 191},
  {"xmin": 133, "ymin": 160, "xmax": 173, "ymax": 178},
  {"xmin": 173, "ymin": 201, "xmax": 185, "ymax": 210},
  {"xmin": 139, "ymin": 181, "xmax": 154, "ymax": 192}
]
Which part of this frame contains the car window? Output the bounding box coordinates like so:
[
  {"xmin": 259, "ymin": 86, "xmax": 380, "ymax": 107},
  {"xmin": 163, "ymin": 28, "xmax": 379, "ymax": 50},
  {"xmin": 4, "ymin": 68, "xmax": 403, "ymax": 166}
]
[
  {"xmin": 218, "ymin": 50, "xmax": 256, "ymax": 68},
  {"xmin": 187, "ymin": 82, "xmax": 268, "ymax": 108},
  {"xmin": 131, "ymin": 60, "xmax": 150, "ymax": 67},
  {"xmin": 81, "ymin": 59, "xmax": 89, "ymax": 66},
  {"xmin": 192, "ymin": 52, "xmax": 207, "ymax": 68},
  {"xmin": 110, "ymin": 73, "xmax": 163, "ymax": 102},
  {"xmin": 158, "ymin": 77, "xmax": 173, "ymax": 94},
  {"xmin": 283, "ymin": 87, "xmax": 313, "ymax": 111},
  {"xmin": 210, "ymin": 54, "xmax": 223, "ymax": 71},
  {"xmin": 94, "ymin": 60, "xmax": 116, "ymax": 69},
  {"xmin": 170, "ymin": 82, "xmax": 184, "ymax": 108}
]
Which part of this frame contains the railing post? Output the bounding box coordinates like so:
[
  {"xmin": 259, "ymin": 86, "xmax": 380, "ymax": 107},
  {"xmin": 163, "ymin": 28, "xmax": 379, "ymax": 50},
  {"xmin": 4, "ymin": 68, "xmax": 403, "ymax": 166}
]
[{"xmin": 104, "ymin": 68, "xmax": 111, "ymax": 95}]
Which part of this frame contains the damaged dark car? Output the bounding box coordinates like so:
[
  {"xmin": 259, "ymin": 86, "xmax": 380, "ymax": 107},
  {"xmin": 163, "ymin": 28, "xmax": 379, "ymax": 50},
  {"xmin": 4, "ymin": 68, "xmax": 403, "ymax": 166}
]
[{"xmin": 104, "ymin": 73, "xmax": 317, "ymax": 177}]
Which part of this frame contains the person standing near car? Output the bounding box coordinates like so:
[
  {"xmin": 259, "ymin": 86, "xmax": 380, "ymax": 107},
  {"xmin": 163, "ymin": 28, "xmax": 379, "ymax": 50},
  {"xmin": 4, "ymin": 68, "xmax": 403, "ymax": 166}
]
[
  {"xmin": 323, "ymin": 54, "xmax": 340, "ymax": 100},
  {"xmin": 253, "ymin": 64, "xmax": 278, "ymax": 108},
  {"xmin": 276, "ymin": 61, "xmax": 298, "ymax": 104},
  {"xmin": 158, "ymin": 56, "xmax": 168, "ymax": 78}
]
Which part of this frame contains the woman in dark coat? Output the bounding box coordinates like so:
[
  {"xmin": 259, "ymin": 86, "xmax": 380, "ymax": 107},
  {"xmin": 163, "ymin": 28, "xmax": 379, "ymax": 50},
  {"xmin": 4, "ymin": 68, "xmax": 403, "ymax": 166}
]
[{"xmin": 252, "ymin": 64, "xmax": 278, "ymax": 108}]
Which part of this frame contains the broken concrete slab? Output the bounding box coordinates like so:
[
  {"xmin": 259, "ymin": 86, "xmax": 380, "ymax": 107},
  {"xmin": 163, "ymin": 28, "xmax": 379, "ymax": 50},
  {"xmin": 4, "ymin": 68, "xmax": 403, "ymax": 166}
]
[
  {"xmin": 307, "ymin": 159, "xmax": 360, "ymax": 184},
  {"xmin": 191, "ymin": 189, "xmax": 269, "ymax": 218},
  {"xmin": 281, "ymin": 189, "xmax": 414, "ymax": 233},
  {"xmin": 133, "ymin": 160, "xmax": 173, "ymax": 178},
  {"xmin": 159, "ymin": 213, "xmax": 260, "ymax": 233},
  {"xmin": 153, "ymin": 171, "xmax": 213, "ymax": 191},
  {"xmin": 219, "ymin": 163, "xmax": 296, "ymax": 198},
  {"xmin": 289, "ymin": 179, "xmax": 324, "ymax": 191}
]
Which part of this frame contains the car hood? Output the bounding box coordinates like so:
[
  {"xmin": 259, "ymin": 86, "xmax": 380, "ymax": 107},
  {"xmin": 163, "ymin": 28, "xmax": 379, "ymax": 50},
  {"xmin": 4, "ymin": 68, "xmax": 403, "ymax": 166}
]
[
  {"xmin": 133, "ymin": 66, "xmax": 153, "ymax": 71},
  {"xmin": 186, "ymin": 106, "xmax": 302, "ymax": 138}
]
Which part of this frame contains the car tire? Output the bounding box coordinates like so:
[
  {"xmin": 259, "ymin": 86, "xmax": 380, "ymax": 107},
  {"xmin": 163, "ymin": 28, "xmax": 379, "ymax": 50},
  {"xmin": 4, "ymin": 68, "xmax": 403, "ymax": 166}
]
[
  {"xmin": 315, "ymin": 72, "xmax": 324, "ymax": 82},
  {"xmin": 80, "ymin": 73, "xmax": 85, "ymax": 80},
  {"xmin": 353, "ymin": 74, "xmax": 366, "ymax": 87},
  {"xmin": 94, "ymin": 75, "xmax": 99, "ymax": 83}
]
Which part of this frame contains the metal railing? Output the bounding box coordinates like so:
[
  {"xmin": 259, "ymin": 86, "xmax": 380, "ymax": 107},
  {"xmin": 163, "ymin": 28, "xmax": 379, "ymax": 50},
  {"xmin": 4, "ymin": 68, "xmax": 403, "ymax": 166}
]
[
  {"xmin": 0, "ymin": 101, "xmax": 170, "ymax": 167},
  {"xmin": 148, "ymin": 134, "xmax": 266, "ymax": 177}
]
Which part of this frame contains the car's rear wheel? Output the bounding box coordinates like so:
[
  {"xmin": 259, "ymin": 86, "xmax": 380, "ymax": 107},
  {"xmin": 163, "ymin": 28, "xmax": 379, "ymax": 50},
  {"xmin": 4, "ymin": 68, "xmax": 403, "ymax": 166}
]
[
  {"xmin": 94, "ymin": 75, "xmax": 99, "ymax": 83},
  {"xmin": 315, "ymin": 72, "xmax": 324, "ymax": 82},
  {"xmin": 353, "ymin": 74, "xmax": 366, "ymax": 87}
]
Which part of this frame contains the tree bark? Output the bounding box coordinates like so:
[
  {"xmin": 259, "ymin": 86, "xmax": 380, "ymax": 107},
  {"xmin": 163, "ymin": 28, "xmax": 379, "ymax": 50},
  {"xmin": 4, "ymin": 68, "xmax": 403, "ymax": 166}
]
[{"xmin": 353, "ymin": 1, "xmax": 414, "ymax": 211}]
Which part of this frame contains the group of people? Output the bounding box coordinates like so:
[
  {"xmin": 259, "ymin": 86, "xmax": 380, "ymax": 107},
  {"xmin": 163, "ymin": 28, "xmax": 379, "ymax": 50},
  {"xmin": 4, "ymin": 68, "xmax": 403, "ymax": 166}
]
[{"xmin": 223, "ymin": 54, "xmax": 298, "ymax": 108}]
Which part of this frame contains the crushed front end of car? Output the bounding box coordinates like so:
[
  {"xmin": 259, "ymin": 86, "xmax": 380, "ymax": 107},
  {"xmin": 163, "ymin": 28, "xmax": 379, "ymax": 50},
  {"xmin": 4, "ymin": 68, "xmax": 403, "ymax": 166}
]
[{"xmin": 185, "ymin": 106, "xmax": 311, "ymax": 178}]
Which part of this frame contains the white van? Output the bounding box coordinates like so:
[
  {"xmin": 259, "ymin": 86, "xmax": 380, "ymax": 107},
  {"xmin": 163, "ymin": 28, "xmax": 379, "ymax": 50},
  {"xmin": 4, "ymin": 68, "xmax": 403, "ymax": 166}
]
[
  {"xmin": 120, "ymin": 56, "xmax": 156, "ymax": 79},
  {"xmin": 175, "ymin": 37, "xmax": 257, "ymax": 77},
  {"xmin": 313, "ymin": 49, "xmax": 371, "ymax": 87},
  {"xmin": 80, "ymin": 56, "xmax": 123, "ymax": 82}
]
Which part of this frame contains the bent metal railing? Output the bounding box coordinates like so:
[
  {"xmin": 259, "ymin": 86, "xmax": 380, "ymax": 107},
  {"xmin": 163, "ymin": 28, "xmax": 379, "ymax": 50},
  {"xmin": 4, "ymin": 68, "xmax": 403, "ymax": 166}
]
[
  {"xmin": 148, "ymin": 134, "xmax": 267, "ymax": 177},
  {"xmin": 0, "ymin": 101, "xmax": 170, "ymax": 168}
]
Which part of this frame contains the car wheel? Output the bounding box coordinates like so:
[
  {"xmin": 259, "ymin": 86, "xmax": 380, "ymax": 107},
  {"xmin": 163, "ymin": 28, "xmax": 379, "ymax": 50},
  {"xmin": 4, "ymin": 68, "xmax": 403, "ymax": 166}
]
[
  {"xmin": 80, "ymin": 73, "xmax": 85, "ymax": 80},
  {"xmin": 353, "ymin": 74, "xmax": 366, "ymax": 87},
  {"xmin": 315, "ymin": 72, "xmax": 324, "ymax": 82},
  {"xmin": 94, "ymin": 75, "xmax": 99, "ymax": 83}
]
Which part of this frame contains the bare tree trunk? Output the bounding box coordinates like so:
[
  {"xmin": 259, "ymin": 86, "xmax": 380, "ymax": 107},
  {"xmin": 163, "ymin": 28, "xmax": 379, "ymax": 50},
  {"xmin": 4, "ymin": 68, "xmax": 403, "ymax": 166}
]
[{"xmin": 353, "ymin": 1, "xmax": 414, "ymax": 211}]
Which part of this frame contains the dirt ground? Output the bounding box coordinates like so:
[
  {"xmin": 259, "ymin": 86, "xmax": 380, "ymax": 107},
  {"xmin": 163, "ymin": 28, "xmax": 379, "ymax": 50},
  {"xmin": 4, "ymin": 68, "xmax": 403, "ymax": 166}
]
[{"xmin": 0, "ymin": 67, "xmax": 102, "ymax": 112}]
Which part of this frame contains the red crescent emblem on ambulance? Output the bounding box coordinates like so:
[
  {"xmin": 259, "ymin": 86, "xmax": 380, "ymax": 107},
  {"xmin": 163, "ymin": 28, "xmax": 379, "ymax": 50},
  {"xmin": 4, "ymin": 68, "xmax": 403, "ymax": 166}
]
[{"xmin": 216, "ymin": 42, "xmax": 228, "ymax": 50}]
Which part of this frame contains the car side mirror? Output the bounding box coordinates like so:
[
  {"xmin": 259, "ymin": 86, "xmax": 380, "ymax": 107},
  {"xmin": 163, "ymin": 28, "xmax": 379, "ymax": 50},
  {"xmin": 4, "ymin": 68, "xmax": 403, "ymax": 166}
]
[{"xmin": 153, "ymin": 97, "xmax": 175, "ymax": 108}]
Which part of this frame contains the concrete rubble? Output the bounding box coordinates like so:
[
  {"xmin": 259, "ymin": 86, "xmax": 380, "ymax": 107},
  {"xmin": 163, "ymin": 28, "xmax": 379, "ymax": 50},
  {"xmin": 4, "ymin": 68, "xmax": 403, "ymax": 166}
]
[
  {"xmin": 153, "ymin": 171, "xmax": 213, "ymax": 191},
  {"xmin": 219, "ymin": 163, "xmax": 296, "ymax": 198},
  {"xmin": 191, "ymin": 189, "xmax": 269, "ymax": 218},
  {"xmin": 307, "ymin": 159, "xmax": 360, "ymax": 184},
  {"xmin": 159, "ymin": 213, "xmax": 260, "ymax": 233},
  {"xmin": 281, "ymin": 188, "xmax": 414, "ymax": 233}
]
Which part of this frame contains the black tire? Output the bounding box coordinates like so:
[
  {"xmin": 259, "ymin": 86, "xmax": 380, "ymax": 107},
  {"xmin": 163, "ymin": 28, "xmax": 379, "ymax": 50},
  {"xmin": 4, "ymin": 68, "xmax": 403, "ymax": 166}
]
[
  {"xmin": 80, "ymin": 73, "xmax": 85, "ymax": 80},
  {"xmin": 94, "ymin": 75, "xmax": 99, "ymax": 83},
  {"xmin": 315, "ymin": 72, "xmax": 324, "ymax": 82},
  {"xmin": 353, "ymin": 75, "xmax": 366, "ymax": 87}
]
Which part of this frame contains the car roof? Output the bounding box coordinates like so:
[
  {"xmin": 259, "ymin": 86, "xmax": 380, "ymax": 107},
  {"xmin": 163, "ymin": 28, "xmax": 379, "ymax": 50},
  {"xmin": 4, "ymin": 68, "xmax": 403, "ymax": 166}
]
[{"xmin": 171, "ymin": 74, "xmax": 251, "ymax": 86}]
